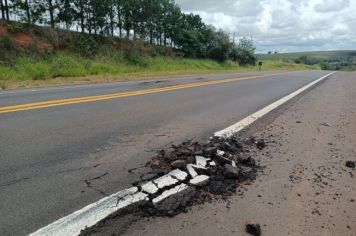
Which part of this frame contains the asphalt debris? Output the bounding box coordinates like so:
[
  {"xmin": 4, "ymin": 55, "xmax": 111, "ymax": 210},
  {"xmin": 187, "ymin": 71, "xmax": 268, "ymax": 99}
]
[
  {"xmin": 245, "ymin": 220, "xmax": 262, "ymax": 236},
  {"xmin": 345, "ymin": 160, "xmax": 355, "ymax": 169},
  {"xmin": 141, "ymin": 135, "xmax": 262, "ymax": 216}
]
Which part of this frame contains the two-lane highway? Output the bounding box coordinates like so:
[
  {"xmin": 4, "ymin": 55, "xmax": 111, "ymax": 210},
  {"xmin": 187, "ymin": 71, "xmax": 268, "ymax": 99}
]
[{"xmin": 0, "ymin": 70, "xmax": 331, "ymax": 235}]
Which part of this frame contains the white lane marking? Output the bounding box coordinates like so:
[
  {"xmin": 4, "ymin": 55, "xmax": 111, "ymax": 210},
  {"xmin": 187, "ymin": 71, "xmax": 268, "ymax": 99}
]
[
  {"xmin": 214, "ymin": 71, "xmax": 336, "ymax": 137},
  {"xmin": 29, "ymin": 71, "xmax": 334, "ymax": 236},
  {"xmin": 30, "ymin": 187, "xmax": 148, "ymax": 236}
]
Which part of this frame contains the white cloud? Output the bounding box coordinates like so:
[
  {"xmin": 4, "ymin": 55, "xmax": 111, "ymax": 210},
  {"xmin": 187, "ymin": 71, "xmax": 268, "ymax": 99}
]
[
  {"xmin": 175, "ymin": 0, "xmax": 356, "ymax": 52},
  {"xmin": 314, "ymin": 0, "xmax": 350, "ymax": 12}
]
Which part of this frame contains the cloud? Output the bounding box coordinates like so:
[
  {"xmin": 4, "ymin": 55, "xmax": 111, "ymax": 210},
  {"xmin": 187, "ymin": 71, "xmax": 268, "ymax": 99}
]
[
  {"xmin": 314, "ymin": 0, "xmax": 350, "ymax": 13},
  {"xmin": 175, "ymin": 0, "xmax": 356, "ymax": 52}
]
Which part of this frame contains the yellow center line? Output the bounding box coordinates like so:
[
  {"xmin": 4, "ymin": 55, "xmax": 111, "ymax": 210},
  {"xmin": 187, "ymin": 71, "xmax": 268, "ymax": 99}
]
[{"xmin": 0, "ymin": 72, "xmax": 291, "ymax": 114}]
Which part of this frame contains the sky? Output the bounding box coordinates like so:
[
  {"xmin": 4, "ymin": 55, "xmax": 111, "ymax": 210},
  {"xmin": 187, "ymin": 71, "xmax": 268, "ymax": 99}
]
[{"xmin": 175, "ymin": 0, "xmax": 356, "ymax": 53}]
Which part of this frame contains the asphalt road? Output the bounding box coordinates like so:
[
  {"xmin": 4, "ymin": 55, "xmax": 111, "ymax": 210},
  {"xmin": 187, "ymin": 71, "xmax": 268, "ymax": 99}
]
[
  {"xmin": 122, "ymin": 72, "xmax": 356, "ymax": 236},
  {"xmin": 0, "ymin": 70, "xmax": 330, "ymax": 235}
]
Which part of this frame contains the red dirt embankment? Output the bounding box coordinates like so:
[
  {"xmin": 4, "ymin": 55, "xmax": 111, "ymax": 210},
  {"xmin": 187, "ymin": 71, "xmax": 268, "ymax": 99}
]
[{"xmin": 0, "ymin": 20, "xmax": 53, "ymax": 52}]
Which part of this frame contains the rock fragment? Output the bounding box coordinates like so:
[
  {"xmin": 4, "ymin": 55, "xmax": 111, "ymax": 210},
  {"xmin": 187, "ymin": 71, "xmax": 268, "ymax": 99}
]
[
  {"xmin": 141, "ymin": 181, "xmax": 159, "ymax": 194},
  {"xmin": 256, "ymin": 139, "xmax": 266, "ymax": 150},
  {"xmin": 186, "ymin": 164, "xmax": 198, "ymax": 178},
  {"xmin": 209, "ymin": 161, "xmax": 216, "ymax": 166},
  {"xmin": 140, "ymin": 171, "xmax": 164, "ymax": 182},
  {"xmin": 152, "ymin": 184, "xmax": 195, "ymax": 211},
  {"xmin": 195, "ymin": 156, "xmax": 209, "ymax": 167},
  {"xmin": 246, "ymin": 220, "xmax": 261, "ymax": 236},
  {"xmin": 224, "ymin": 164, "xmax": 240, "ymax": 179},
  {"xmin": 346, "ymin": 161, "xmax": 355, "ymax": 169},
  {"xmin": 216, "ymin": 150, "xmax": 225, "ymax": 156},
  {"xmin": 240, "ymin": 166, "xmax": 253, "ymax": 178},
  {"xmin": 153, "ymin": 175, "xmax": 179, "ymax": 189},
  {"xmin": 169, "ymin": 169, "xmax": 188, "ymax": 181},
  {"xmin": 189, "ymin": 175, "xmax": 209, "ymax": 186},
  {"xmin": 171, "ymin": 160, "xmax": 186, "ymax": 169}
]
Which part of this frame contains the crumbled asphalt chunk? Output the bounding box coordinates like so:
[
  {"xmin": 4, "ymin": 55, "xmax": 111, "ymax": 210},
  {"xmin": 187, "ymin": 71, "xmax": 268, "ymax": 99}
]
[
  {"xmin": 171, "ymin": 160, "xmax": 186, "ymax": 169},
  {"xmin": 141, "ymin": 136, "xmax": 261, "ymax": 216},
  {"xmin": 224, "ymin": 164, "xmax": 240, "ymax": 179},
  {"xmin": 345, "ymin": 161, "xmax": 355, "ymax": 169},
  {"xmin": 246, "ymin": 220, "xmax": 262, "ymax": 236},
  {"xmin": 140, "ymin": 170, "xmax": 165, "ymax": 181},
  {"xmin": 256, "ymin": 139, "xmax": 266, "ymax": 150}
]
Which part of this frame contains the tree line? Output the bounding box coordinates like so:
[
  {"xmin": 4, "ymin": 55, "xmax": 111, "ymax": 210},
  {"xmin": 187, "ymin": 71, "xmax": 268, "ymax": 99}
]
[{"xmin": 0, "ymin": 0, "xmax": 256, "ymax": 63}]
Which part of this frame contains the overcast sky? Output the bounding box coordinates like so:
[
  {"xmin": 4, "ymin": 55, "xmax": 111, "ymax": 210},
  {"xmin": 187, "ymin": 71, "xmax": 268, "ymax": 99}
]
[{"xmin": 175, "ymin": 0, "xmax": 356, "ymax": 53}]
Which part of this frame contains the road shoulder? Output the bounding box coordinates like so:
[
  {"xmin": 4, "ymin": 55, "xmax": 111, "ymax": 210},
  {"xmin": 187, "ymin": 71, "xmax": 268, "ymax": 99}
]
[{"xmin": 121, "ymin": 72, "xmax": 356, "ymax": 236}]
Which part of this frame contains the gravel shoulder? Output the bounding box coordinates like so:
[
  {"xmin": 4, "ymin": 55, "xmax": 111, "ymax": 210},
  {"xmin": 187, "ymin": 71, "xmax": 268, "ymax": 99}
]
[{"xmin": 122, "ymin": 72, "xmax": 356, "ymax": 236}]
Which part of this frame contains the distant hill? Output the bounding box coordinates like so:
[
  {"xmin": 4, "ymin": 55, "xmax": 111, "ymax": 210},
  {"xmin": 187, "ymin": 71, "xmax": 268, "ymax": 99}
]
[
  {"xmin": 258, "ymin": 50, "xmax": 356, "ymax": 63},
  {"xmin": 258, "ymin": 50, "xmax": 356, "ymax": 71}
]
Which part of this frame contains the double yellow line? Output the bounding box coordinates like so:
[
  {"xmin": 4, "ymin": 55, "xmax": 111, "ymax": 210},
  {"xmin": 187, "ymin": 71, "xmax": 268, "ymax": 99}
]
[{"xmin": 0, "ymin": 72, "xmax": 289, "ymax": 114}]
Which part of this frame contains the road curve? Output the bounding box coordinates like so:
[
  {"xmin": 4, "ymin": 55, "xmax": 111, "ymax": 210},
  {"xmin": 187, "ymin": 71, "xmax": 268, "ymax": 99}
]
[{"xmin": 0, "ymin": 70, "xmax": 330, "ymax": 235}]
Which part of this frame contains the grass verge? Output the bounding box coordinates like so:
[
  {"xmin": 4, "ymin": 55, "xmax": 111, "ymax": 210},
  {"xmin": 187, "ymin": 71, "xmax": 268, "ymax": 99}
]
[{"xmin": 0, "ymin": 54, "xmax": 319, "ymax": 90}]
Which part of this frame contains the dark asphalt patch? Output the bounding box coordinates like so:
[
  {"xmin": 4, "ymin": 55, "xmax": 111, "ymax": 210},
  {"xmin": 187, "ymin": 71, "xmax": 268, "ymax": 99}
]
[{"xmin": 80, "ymin": 135, "xmax": 264, "ymax": 235}]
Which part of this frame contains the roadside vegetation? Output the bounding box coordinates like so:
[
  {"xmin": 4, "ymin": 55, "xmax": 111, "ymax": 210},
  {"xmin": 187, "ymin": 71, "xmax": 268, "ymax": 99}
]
[
  {"xmin": 258, "ymin": 50, "xmax": 356, "ymax": 71},
  {"xmin": 0, "ymin": 0, "xmax": 318, "ymax": 89}
]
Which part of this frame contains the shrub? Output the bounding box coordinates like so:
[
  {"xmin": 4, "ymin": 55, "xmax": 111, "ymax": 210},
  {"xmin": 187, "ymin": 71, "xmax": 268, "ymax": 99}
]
[
  {"xmin": 0, "ymin": 36, "xmax": 22, "ymax": 62},
  {"xmin": 294, "ymin": 55, "xmax": 308, "ymax": 64},
  {"xmin": 234, "ymin": 48, "xmax": 257, "ymax": 66},
  {"xmin": 49, "ymin": 54, "xmax": 86, "ymax": 77},
  {"xmin": 319, "ymin": 61, "xmax": 330, "ymax": 70},
  {"xmin": 7, "ymin": 21, "xmax": 24, "ymax": 33},
  {"xmin": 124, "ymin": 50, "xmax": 150, "ymax": 67},
  {"xmin": 26, "ymin": 41, "xmax": 41, "ymax": 56},
  {"xmin": 73, "ymin": 34, "xmax": 101, "ymax": 57}
]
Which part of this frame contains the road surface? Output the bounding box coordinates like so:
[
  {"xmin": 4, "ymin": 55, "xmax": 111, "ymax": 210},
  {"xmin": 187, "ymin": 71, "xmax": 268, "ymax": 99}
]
[
  {"xmin": 0, "ymin": 70, "xmax": 330, "ymax": 235},
  {"xmin": 122, "ymin": 71, "xmax": 356, "ymax": 236}
]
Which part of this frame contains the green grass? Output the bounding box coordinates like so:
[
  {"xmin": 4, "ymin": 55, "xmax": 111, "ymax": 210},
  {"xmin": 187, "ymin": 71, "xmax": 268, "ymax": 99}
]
[{"xmin": 0, "ymin": 53, "xmax": 319, "ymax": 89}]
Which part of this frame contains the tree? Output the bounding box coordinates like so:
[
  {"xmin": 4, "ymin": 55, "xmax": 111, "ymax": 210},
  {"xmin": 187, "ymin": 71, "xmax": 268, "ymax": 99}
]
[
  {"xmin": 4, "ymin": 0, "xmax": 9, "ymax": 20},
  {"xmin": 207, "ymin": 30, "xmax": 232, "ymax": 62},
  {"xmin": 231, "ymin": 37, "xmax": 257, "ymax": 65},
  {"xmin": 34, "ymin": 0, "xmax": 57, "ymax": 28},
  {"xmin": 3, "ymin": 0, "xmax": 246, "ymax": 63},
  {"xmin": 122, "ymin": 0, "xmax": 133, "ymax": 38},
  {"xmin": 1, "ymin": 0, "xmax": 6, "ymax": 20},
  {"xmin": 114, "ymin": 0, "xmax": 124, "ymax": 37},
  {"xmin": 11, "ymin": 0, "xmax": 34, "ymax": 24},
  {"xmin": 294, "ymin": 55, "xmax": 308, "ymax": 64},
  {"xmin": 73, "ymin": 0, "xmax": 87, "ymax": 32},
  {"xmin": 57, "ymin": 0, "xmax": 75, "ymax": 29},
  {"xmin": 238, "ymin": 37, "xmax": 255, "ymax": 53},
  {"xmin": 46, "ymin": 0, "xmax": 56, "ymax": 28},
  {"xmin": 175, "ymin": 29, "xmax": 203, "ymax": 57}
]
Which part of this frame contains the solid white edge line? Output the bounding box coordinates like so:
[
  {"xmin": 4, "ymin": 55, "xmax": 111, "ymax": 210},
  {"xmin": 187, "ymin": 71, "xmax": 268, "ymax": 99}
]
[
  {"xmin": 29, "ymin": 71, "xmax": 335, "ymax": 236},
  {"xmin": 29, "ymin": 187, "xmax": 148, "ymax": 236},
  {"xmin": 214, "ymin": 71, "xmax": 336, "ymax": 137}
]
